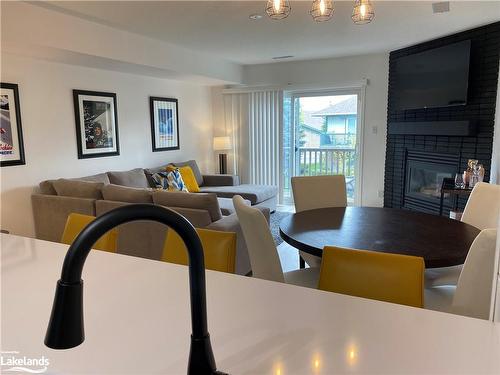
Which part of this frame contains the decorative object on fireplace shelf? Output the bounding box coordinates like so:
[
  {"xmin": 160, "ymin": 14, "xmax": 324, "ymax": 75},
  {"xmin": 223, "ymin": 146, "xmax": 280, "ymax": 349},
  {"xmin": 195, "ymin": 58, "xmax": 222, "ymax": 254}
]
[
  {"xmin": 213, "ymin": 136, "xmax": 232, "ymax": 174},
  {"xmin": 454, "ymin": 173, "xmax": 465, "ymax": 189},
  {"xmin": 463, "ymin": 159, "xmax": 485, "ymax": 189}
]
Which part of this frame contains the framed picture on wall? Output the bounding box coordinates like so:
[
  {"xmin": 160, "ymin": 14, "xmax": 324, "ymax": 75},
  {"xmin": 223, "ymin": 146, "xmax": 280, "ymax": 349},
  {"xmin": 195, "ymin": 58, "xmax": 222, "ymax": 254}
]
[
  {"xmin": 150, "ymin": 97, "xmax": 179, "ymax": 152},
  {"xmin": 1, "ymin": 83, "xmax": 25, "ymax": 167},
  {"xmin": 73, "ymin": 89, "xmax": 120, "ymax": 159}
]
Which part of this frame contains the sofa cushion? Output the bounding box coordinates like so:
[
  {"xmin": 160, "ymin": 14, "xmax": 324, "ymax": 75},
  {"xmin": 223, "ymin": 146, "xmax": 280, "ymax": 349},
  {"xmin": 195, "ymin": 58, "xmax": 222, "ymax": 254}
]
[
  {"xmin": 218, "ymin": 197, "xmax": 250, "ymax": 216},
  {"xmin": 52, "ymin": 179, "xmax": 104, "ymax": 199},
  {"xmin": 173, "ymin": 160, "xmax": 204, "ymax": 187},
  {"xmin": 199, "ymin": 184, "xmax": 278, "ymax": 205},
  {"xmin": 107, "ymin": 168, "xmax": 150, "ymax": 188},
  {"xmin": 79, "ymin": 172, "xmax": 111, "ymax": 184},
  {"xmin": 39, "ymin": 172, "xmax": 110, "ymax": 195},
  {"xmin": 144, "ymin": 165, "xmax": 168, "ymax": 188},
  {"xmin": 153, "ymin": 191, "xmax": 222, "ymax": 222},
  {"xmin": 102, "ymin": 184, "xmax": 153, "ymax": 203},
  {"xmin": 159, "ymin": 170, "xmax": 188, "ymax": 192}
]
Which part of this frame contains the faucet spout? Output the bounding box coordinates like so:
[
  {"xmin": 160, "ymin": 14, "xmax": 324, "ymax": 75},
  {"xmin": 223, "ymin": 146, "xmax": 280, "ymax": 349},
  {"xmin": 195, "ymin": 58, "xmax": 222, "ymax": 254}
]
[{"xmin": 45, "ymin": 204, "xmax": 225, "ymax": 374}]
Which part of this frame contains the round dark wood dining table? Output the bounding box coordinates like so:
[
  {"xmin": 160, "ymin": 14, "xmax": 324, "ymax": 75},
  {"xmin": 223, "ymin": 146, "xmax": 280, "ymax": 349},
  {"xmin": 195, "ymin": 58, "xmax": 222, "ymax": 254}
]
[{"xmin": 279, "ymin": 207, "xmax": 480, "ymax": 268}]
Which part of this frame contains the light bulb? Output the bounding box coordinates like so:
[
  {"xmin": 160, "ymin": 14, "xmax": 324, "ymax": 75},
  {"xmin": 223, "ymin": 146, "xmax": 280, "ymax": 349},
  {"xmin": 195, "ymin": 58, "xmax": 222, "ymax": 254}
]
[
  {"xmin": 274, "ymin": 0, "xmax": 281, "ymax": 12},
  {"xmin": 320, "ymin": 0, "xmax": 326, "ymax": 14},
  {"xmin": 360, "ymin": 4, "xmax": 366, "ymax": 17}
]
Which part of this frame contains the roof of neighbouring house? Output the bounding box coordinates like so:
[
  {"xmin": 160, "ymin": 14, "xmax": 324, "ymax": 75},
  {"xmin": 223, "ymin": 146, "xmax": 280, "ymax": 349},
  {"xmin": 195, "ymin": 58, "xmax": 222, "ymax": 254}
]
[
  {"xmin": 301, "ymin": 110, "xmax": 324, "ymax": 131},
  {"xmin": 301, "ymin": 124, "xmax": 323, "ymax": 134},
  {"xmin": 312, "ymin": 96, "xmax": 357, "ymax": 117}
]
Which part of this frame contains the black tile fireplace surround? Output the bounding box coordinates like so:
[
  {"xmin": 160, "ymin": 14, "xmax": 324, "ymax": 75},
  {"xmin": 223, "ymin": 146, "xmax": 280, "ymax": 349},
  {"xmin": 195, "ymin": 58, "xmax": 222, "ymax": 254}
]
[{"xmin": 384, "ymin": 22, "xmax": 499, "ymax": 217}]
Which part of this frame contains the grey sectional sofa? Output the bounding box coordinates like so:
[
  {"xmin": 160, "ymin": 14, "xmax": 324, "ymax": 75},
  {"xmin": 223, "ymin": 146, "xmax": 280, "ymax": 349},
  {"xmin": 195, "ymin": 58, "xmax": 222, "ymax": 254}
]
[{"xmin": 31, "ymin": 160, "xmax": 278, "ymax": 276}]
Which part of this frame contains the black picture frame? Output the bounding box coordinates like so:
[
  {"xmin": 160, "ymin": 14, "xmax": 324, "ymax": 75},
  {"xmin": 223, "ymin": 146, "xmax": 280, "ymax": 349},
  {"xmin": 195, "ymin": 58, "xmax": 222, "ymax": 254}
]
[
  {"xmin": 0, "ymin": 83, "xmax": 26, "ymax": 167},
  {"xmin": 149, "ymin": 97, "xmax": 180, "ymax": 152},
  {"xmin": 73, "ymin": 89, "xmax": 120, "ymax": 159}
]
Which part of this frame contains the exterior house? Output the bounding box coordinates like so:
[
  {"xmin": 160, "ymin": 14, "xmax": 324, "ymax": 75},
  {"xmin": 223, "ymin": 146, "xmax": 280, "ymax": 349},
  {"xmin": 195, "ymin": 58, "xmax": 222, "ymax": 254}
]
[{"xmin": 311, "ymin": 96, "xmax": 357, "ymax": 148}]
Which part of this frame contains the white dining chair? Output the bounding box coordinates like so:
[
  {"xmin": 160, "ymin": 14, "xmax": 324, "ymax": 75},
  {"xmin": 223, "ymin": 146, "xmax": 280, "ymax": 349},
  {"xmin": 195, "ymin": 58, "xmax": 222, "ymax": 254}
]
[
  {"xmin": 291, "ymin": 175, "xmax": 347, "ymax": 268},
  {"xmin": 426, "ymin": 182, "xmax": 500, "ymax": 287},
  {"xmin": 232, "ymin": 195, "xmax": 319, "ymax": 288},
  {"xmin": 425, "ymin": 228, "xmax": 498, "ymax": 320}
]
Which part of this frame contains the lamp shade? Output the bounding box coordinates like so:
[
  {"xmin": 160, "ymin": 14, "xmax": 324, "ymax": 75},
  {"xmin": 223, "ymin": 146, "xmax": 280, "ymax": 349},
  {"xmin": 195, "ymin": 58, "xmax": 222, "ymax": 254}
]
[{"xmin": 213, "ymin": 136, "xmax": 232, "ymax": 151}]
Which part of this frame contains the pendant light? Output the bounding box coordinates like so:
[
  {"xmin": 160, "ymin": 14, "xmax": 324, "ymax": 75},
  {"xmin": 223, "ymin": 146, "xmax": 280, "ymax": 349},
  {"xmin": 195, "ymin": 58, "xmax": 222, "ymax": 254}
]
[
  {"xmin": 352, "ymin": 0, "xmax": 375, "ymax": 24},
  {"xmin": 310, "ymin": 0, "xmax": 334, "ymax": 22},
  {"xmin": 266, "ymin": 0, "xmax": 291, "ymax": 20}
]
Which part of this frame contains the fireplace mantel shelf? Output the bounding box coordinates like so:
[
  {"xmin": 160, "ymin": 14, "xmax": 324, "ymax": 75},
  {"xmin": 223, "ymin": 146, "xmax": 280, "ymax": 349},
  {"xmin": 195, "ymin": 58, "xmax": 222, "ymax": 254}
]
[{"xmin": 388, "ymin": 120, "xmax": 476, "ymax": 136}]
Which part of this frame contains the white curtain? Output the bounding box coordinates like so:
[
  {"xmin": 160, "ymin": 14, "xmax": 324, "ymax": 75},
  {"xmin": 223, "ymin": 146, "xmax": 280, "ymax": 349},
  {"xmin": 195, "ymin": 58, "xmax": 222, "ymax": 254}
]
[{"xmin": 223, "ymin": 89, "xmax": 282, "ymax": 189}]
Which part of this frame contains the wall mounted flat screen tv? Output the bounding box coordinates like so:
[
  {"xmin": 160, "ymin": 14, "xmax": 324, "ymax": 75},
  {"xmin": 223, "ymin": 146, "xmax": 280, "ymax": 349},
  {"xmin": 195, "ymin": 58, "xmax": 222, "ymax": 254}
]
[{"xmin": 392, "ymin": 40, "xmax": 471, "ymax": 111}]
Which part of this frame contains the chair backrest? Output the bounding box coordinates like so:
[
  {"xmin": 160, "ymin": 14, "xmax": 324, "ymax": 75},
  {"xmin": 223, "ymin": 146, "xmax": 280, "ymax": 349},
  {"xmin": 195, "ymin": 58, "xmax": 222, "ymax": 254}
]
[
  {"xmin": 61, "ymin": 213, "xmax": 118, "ymax": 253},
  {"xmin": 233, "ymin": 195, "xmax": 285, "ymax": 282},
  {"xmin": 162, "ymin": 228, "xmax": 236, "ymax": 273},
  {"xmin": 291, "ymin": 175, "xmax": 347, "ymax": 213},
  {"xmin": 319, "ymin": 246, "xmax": 425, "ymax": 308},
  {"xmin": 461, "ymin": 182, "xmax": 500, "ymax": 230},
  {"xmin": 452, "ymin": 228, "xmax": 498, "ymax": 320}
]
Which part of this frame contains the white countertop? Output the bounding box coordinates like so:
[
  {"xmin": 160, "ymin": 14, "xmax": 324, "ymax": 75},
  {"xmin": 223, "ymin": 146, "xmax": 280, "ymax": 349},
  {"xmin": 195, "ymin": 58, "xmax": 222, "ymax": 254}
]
[{"xmin": 2, "ymin": 234, "xmax": 500, "ymax": 374}]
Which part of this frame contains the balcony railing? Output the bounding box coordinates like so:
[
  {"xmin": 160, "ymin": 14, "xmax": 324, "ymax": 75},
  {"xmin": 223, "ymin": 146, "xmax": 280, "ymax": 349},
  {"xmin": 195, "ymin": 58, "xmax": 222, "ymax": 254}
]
[
  {"xmin": 283, "ymin": 147, "xmax": 357, "ymax": 201},
  {"xmin": 297, "ymin": 147, "xmax": 356, "ymax": 177}
]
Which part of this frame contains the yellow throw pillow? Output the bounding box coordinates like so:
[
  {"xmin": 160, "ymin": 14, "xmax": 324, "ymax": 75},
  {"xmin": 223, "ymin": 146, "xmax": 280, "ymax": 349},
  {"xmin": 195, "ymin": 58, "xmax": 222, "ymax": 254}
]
[{"xmin": 166, "ymin": 165, "xmax": 200, "ymax": 193}]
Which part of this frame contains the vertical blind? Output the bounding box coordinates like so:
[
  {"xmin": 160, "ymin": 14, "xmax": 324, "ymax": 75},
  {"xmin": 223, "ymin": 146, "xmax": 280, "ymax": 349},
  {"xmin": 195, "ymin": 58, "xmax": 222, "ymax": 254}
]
[
  {"xmin": 223, "ymin": 89, "xmax": 282, "ymax": 189},
  {"xmin": 248, "ymin": 91, "xmax": 282, "ymax": 186}
]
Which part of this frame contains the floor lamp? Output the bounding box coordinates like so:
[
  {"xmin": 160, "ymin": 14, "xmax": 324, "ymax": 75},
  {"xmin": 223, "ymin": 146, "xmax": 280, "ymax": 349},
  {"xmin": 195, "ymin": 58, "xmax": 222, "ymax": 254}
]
[{"xmin": 213, "ymin": 136, "xmax": 232, "ymax": 174}]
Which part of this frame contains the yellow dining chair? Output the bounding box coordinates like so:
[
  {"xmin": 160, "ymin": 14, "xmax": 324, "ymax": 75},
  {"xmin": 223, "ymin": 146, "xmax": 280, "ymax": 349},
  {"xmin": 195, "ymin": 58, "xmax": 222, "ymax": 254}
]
[
  {"xmin": 319, "ymin": 246, "xmax": 425, "ymax": 308},
  {"xmin": 162, "ymin": 228, "xmax": 237, "ymax": 273},
  {"xmin": 61, "ymin": 213, "xmax": 118, "ymax": 253}
]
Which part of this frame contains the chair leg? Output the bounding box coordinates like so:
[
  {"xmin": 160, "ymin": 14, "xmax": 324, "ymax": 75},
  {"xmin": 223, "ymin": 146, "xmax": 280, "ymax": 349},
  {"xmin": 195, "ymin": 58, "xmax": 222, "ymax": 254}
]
[{"xmin": 299, "ymin": 256, "xmax": 305, "ymax": 269}]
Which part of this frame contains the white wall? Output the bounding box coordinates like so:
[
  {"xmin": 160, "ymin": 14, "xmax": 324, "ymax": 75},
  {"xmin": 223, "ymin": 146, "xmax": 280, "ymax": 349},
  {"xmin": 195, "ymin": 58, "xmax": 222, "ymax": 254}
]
[
  {"xmin": 0, "ymin": 53, "xmax": 214, "ymax": 237},
  {"xmin": 213, "ymin": 53, "xmax": 389, "ymax": 207},
  {"xmin": 2, "ymin": 1, "xmax": 242, "ymax": 85}
]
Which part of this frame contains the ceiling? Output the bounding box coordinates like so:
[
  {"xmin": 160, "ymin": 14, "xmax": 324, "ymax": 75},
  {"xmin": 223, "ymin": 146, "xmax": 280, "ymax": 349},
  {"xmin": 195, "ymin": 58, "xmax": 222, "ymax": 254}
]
[{"xmin": 40, "ymin": 1, "xmax": 500, "ymax": 65}]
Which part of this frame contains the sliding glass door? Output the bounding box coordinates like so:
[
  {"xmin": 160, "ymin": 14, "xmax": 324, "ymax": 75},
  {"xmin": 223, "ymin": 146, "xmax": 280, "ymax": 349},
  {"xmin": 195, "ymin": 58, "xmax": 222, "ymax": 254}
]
[{"xmin": 283, "ymin": 91, "xmax": 363, "ymax": 205}]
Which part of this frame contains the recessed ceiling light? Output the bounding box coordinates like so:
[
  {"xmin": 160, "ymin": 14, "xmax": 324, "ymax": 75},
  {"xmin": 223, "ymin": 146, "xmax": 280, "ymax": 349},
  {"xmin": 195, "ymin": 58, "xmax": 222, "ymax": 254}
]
[
  {"xmin": 249, "ymin": 14, "xmax": 263, "ymax": 20},
  {"xmin": 272, "ymin": 55, "xmax": 294, "ymax": 60}
]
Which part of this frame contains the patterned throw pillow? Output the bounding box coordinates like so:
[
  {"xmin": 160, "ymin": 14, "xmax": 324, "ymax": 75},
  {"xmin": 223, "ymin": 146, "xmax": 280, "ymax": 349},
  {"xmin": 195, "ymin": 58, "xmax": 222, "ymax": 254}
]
[
  {"xmin": 166, "ymin": 165, "xmax": 200, "ymax": 193},
  {"xmin": 152, "ymin": 169, "xmax": 188, "ymax": 192}
]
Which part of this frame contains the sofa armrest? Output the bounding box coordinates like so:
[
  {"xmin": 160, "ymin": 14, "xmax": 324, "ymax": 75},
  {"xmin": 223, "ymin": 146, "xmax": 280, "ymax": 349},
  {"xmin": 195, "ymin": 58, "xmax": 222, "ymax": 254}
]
[
  {"xmin": 31, "ymin": 194, "xmax": 96, "ymax": 242},
  {"xmin": 202, "ymin": 174, "xmax": 240, "ymax": 187}
]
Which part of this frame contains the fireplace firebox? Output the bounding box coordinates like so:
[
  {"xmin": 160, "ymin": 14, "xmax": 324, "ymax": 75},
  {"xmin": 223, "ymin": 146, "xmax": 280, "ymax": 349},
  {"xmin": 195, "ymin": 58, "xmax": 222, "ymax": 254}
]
[{"xmin": 404, "ymin": 150, "xmax": 459, "ymax": 214}]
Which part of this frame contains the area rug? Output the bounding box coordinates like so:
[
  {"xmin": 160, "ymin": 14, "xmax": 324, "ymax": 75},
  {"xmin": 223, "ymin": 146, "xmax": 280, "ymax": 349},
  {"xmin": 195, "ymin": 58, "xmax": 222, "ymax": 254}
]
[{"xmin": 269, "ymin": 211, "xmax": 291, "ymax": 246}]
